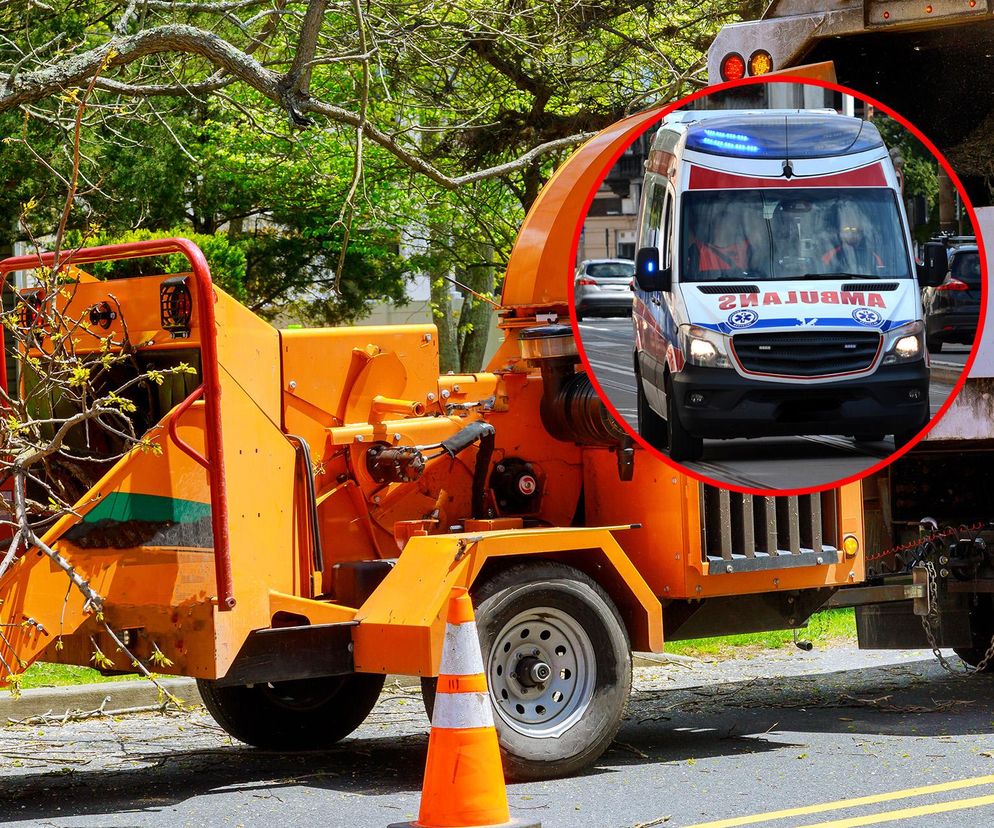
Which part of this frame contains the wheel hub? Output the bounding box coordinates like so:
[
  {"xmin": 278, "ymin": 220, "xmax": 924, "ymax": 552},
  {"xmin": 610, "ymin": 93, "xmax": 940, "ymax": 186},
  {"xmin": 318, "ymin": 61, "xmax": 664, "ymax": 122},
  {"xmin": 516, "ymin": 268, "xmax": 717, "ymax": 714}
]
[
  {"xmin": 515, "ymin": 656, "xmax": 552, "ymax": 687},
  {"xmin": 487, "ymin": 607, "xmax": 596, "ymax": 738}
]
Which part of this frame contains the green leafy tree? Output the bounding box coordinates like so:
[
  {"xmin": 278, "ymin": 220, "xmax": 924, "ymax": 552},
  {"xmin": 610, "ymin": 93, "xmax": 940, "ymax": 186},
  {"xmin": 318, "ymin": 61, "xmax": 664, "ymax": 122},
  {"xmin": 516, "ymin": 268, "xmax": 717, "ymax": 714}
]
[{"xmin": 0, "ymin": 1, "xmax": 754, "ymax": 368}]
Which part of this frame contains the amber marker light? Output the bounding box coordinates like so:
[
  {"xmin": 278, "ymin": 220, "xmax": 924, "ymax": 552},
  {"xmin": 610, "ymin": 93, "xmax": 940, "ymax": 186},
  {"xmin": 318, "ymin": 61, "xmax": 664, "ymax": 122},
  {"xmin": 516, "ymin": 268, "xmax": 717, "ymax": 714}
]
[
  {"xmin": 749, "ymin": 50, "xmax": 773, "ymax": 76},
  {"xmin": 843, "ymin": 535, "xmax": 860, "ymax": 559}
]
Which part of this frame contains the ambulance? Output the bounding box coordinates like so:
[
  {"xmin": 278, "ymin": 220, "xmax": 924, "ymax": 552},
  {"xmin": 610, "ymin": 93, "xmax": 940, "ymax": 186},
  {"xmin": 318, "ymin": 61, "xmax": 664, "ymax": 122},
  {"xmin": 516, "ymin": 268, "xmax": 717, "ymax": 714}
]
[{"xmin": 632, "ymin": 110, "xmax": 931, "ymax": 462}]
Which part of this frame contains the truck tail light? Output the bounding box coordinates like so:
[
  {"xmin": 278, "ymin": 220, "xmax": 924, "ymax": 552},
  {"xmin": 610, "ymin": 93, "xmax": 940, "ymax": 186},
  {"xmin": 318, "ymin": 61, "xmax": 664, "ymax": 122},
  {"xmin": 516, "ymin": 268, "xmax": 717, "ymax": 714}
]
[
  {"xmin": 749, "ymin": 50, "xmax": 773, "ymax": 76},
  {"xmin": 720, "ymin": 53, "xmax": 746, "ymax": 82},
  {"xmin": 16, "ymin": 288, "xmax": 45, "ymax": 329},
  {"xmin": 576, "ymin": 277, "xmax": 597, "ymax": 286},
  {"xmin": 160, "ymin": 276, "xmax": 193, "ymax": 337},
  {"xmin": 936, "ymin": 278, "xmax": 969, "ymax": 291}
]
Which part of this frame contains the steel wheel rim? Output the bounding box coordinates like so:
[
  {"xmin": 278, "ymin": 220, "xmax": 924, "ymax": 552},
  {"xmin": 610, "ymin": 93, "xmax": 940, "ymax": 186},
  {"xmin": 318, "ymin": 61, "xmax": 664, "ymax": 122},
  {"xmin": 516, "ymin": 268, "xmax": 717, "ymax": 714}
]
[{"xmin": 487, "ymin": 606, "xmax": 596, "ymax": 738}]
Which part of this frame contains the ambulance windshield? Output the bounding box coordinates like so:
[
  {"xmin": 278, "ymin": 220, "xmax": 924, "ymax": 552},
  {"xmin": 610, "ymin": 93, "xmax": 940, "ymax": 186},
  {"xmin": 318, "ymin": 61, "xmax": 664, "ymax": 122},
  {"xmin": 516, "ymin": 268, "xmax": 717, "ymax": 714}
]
[{"xmin": 680, "ymin": 188, "xmax": 912, "ymax": 283}]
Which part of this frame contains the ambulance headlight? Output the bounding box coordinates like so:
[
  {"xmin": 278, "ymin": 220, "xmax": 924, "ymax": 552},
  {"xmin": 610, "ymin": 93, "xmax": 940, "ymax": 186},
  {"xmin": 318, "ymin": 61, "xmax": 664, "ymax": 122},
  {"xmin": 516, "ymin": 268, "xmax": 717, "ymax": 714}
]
[
  {"xmin": 680, "ymin": 325, "xmax": 732, "ymax": 369},
  {"xmin": 883, "ymin": 320, "xmax": 925, "ymax": 364},
  {"xmin": 894, "ymin": 335, "xmax": 921, "ymax": 358},
  {"xmin": 690, "ymin": 338, "xmax": 717, "ymax": 361}
]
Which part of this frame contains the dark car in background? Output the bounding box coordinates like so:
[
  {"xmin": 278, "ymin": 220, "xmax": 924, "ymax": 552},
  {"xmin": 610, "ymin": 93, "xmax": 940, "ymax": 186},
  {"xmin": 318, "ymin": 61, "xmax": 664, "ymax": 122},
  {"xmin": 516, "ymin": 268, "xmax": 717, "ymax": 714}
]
[
  {"xmin": 573, "ymin": 259, "xmax": 635, "ymax": 320},
  {"xmin": 922, "ymin": 240, "xmax": 981, "ymax": 353}
]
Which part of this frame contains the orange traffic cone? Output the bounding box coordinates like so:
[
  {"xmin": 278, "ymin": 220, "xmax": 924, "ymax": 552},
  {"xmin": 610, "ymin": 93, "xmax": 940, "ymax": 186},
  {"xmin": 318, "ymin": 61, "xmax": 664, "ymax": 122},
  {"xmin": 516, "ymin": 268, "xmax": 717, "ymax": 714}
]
[{"xmin": 389, "ymin": 587, "xmax": 540, "ymax": 828}]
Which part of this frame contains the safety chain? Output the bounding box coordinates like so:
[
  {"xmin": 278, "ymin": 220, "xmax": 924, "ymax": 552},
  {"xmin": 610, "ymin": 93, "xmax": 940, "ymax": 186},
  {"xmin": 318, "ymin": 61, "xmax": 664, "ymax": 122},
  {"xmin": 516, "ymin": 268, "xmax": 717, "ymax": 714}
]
[
  {"xmin": 918, "ymin": 559, "xmax": 994, "ymax": 675},
  {"xmin": 865, "ymin": 522, "xmax": 986, "ymax": 565},
  {"xmin": 919, "ymin": 561, "xmax": 963, "ymax": 674}
]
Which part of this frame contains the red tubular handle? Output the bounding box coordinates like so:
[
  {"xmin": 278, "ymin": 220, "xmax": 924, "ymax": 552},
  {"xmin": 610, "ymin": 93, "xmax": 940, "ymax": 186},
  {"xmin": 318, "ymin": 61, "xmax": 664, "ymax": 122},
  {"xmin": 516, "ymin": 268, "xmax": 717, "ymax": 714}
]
[
  {"xmin": 168, "ymin": 384, "xmax": 209, "ymax": 469},
  {"xmin": 0, "ymin": 239, "xmax": 235, "ymax": 610}
]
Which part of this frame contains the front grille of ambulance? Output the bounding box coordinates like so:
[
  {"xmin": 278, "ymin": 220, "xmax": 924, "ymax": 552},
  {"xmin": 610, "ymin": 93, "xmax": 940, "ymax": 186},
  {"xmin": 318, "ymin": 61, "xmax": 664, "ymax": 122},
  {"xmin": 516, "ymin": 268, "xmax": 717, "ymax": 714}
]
[
  {"xmin": 700, "ymin": 486, "xmax": 841, "ymax": 573},
  {"xmin": 731, "ymin": 331, "xmax": 881, "ymax": 377}
]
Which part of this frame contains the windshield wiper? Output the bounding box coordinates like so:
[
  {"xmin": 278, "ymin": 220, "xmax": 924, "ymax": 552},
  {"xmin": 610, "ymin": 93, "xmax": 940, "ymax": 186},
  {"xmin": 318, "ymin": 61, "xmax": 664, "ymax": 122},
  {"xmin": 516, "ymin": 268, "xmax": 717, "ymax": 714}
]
[{"xmin": 797, "ymin": 272, "xmax": 886, "ymax": 280}]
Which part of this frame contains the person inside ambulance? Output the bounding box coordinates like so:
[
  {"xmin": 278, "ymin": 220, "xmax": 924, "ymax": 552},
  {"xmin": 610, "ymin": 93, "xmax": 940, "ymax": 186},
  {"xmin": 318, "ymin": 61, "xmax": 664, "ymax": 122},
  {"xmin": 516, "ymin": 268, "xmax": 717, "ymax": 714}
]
[
  {"xmin": 821, "ymin": 203, "xmax": 884, "ymax": 275},
  {"xmin": 689, "ymin": 199, "xmax": 765, "ymax": 278}
]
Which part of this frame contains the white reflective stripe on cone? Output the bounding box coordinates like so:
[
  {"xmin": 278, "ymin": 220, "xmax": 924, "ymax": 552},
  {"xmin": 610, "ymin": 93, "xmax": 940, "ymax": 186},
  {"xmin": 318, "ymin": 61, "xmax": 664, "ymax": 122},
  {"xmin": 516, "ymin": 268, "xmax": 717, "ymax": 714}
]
[
  {"xmin": 432, "ymin": 690, "xmax": 495, "ymax": 729},
  {"xmin": 438, "ymin": 621, "xmax": 485, "ymax": 676}
]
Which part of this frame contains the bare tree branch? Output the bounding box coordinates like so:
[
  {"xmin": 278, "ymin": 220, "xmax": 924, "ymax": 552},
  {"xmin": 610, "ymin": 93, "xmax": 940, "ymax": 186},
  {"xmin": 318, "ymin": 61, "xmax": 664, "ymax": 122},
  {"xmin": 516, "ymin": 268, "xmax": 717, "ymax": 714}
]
[{"xmin": 284, "ymin": 0, "xmax": 328, "ymax": 98}]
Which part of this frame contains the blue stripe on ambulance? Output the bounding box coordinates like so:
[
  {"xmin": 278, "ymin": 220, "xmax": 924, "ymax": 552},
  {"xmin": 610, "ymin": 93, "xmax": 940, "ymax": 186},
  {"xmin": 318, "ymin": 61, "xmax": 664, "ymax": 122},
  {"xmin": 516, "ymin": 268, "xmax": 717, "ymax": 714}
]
[{"xmin": 693, "ymin": 318, "xmax": 915, "ymax": 335}]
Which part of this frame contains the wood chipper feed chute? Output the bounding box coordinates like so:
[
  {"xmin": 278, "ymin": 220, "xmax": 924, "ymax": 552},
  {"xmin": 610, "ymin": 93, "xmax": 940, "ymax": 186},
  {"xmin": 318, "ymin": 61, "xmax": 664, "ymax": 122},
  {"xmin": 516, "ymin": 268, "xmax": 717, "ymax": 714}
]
[{"xmin": 0, "ymin": 240, "xmax": 304, "ymax": 684}]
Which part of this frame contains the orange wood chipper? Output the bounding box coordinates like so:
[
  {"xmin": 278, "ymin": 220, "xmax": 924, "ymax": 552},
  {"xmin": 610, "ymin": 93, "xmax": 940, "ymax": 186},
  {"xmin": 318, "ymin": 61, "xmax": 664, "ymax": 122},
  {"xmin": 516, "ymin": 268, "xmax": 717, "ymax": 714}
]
[{"xmin": 4, "ymin": 106, "xmax": 978, "ymax": 782}]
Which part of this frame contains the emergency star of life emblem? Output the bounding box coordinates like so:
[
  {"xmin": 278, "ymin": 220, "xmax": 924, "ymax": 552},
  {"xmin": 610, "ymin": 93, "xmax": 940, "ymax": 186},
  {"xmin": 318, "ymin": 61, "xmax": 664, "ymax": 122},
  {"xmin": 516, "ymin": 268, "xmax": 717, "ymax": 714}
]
[
  {"xmin": 852, "ymin": 307, "xmax": 883, "ymax": 327},
  {"xmin": 727, "ymin": 309, "xmax": 758, "ymax": 329}
]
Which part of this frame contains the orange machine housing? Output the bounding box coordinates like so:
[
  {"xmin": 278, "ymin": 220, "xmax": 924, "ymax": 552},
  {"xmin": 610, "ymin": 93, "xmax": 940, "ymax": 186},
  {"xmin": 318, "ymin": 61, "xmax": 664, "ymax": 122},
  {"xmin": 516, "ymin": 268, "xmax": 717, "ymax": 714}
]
[{"xmin": 0, "ymin": 107, "xmax": 864, "ymax": 687}]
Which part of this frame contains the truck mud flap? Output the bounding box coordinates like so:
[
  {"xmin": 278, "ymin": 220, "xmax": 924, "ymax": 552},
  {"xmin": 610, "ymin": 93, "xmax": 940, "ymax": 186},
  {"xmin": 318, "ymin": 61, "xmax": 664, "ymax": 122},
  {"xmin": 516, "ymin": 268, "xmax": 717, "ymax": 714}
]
[
  {"xmin": 701, "ymin": 486, "xmax": 841, "ymax": 574},
  {"xmin": 218, "ymin": 621, "xmax": 358, "ymax": 686},
  {"xmin": 855, "ymin": 601, "xmax": 971, "ymax": 650}
]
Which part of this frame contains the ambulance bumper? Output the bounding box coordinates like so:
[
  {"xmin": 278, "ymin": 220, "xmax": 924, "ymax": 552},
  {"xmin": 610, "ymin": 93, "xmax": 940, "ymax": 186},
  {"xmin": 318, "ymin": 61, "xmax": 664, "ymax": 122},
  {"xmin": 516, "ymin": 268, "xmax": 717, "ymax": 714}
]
[{"xmin": 671, "ymin": 362, "xmax": 930, "ymax": 439}]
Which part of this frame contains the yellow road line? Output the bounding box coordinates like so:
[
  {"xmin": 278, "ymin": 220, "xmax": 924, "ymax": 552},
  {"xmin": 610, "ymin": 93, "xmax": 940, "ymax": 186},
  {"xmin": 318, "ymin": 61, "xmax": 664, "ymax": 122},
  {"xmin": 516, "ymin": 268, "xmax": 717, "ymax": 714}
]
[
  {"xmin": 683, "ymin": 774, "xmax": 994, "ymax": 828},
  {"xmin": 796, "ymin": 792, "xmax": 994, "ymax": 827}
]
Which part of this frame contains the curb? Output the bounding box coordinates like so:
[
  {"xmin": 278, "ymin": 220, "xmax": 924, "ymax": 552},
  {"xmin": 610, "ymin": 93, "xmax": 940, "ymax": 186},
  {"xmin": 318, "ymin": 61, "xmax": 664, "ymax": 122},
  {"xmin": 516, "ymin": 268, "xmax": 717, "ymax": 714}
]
[
  {"xmin": 1, "ymin": 677, "xmax": 200, "ymax": 721},
  {"xmin": 4, "ymin": 659, "xmax": 679, "ymax": 722},
  {"xmin": 3, "ymin": 674, "xmax": 422, "ymax": 721},
  {"xmin": 931, "ymin": 361, "xmax": 967, "ymax": 386}
]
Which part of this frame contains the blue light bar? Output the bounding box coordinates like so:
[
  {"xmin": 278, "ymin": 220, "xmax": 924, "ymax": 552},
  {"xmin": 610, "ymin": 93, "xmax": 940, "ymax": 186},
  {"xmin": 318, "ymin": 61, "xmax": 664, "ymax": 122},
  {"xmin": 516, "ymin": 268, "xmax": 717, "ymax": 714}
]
[
  {"xmin": 699, "ymin": 129, "xmax": 761, "ymax": 154},
  {"xmin": 684, "ymin": 114, "xmax": 883, "ymax": 160}
]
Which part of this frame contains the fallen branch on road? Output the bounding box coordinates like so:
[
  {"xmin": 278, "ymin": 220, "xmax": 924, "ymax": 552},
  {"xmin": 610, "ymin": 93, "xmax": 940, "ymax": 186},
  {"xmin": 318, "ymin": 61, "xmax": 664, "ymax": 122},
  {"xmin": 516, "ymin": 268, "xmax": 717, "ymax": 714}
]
[{"xmin": 5, "ymin": 695, "xmax": 186, "ymax": 727}]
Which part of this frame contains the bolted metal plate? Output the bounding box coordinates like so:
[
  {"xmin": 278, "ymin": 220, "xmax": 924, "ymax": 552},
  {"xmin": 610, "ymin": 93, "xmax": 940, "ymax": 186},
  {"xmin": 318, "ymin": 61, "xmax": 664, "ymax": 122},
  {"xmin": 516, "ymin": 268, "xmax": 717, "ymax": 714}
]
[{"xmin": 707, "ymin": 548, "xmax": 841, "ymax": 574}]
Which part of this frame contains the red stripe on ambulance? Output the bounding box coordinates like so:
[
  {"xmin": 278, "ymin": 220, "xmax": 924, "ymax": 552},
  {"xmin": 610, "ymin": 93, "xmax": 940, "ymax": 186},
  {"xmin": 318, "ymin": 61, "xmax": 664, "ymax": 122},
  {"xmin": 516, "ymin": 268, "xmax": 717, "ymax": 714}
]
[
  {"xmin": 688, "ymin": 164, "xmax": 886, "ymax": 190},
  {"xmin": 717, "ymin": 291, "xmax": 885, "ymax": 310}
]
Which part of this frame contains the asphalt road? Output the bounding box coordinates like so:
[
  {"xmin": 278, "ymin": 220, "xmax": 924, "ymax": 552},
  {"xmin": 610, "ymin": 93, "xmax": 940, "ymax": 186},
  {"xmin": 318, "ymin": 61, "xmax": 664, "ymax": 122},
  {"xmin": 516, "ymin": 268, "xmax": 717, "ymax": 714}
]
[
  {"xmin": 2, "ymin": 648, "xmax": 993, "ymax": 828},
  {"xmin": 579, "ymin": 318, "xmax": 962, "ymax": 491}
]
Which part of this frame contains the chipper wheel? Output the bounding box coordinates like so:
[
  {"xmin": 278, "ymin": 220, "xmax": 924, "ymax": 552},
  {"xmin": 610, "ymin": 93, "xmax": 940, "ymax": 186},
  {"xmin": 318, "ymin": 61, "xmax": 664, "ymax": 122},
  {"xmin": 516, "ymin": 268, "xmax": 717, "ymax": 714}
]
[
  {"xmin": 421, "ymin": 561, "xmax": 632, "ymax": 781},
  {"xmin": 197, "ymin": 673, "xmax": 385, "ymax": 749}
]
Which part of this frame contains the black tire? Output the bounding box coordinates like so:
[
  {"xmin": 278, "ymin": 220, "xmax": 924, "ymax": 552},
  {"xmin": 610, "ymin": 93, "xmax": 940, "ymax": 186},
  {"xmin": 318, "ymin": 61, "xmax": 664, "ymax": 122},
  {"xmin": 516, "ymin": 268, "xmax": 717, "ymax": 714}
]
[
  {"xmin": 853, "ymin": 434, "xmax": 886, "ymax": 443},
  {"xmin": 954, "ymin": 594, "xmax": 994, "ymax": 672},
  {"xmin": 421, "ymin": 561, "xmax": 631, "ymax": 781},
  {"xmin": 636, "ymin": 367, "xmax": 668, "ymax": 449},
  {"xmin": 197, "ymin": 672, "xmax": 385, "ymax": 749},
  {"xmin": 665, "ymin": 378, "xmax": 703, "ymax": 462}
]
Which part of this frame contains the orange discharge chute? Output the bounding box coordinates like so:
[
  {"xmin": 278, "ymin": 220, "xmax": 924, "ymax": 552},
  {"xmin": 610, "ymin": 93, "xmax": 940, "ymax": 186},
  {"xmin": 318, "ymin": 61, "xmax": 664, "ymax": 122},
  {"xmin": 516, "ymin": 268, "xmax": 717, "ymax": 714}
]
[{"xmin": 499, "ymin": 106, "xmax": 666, "ymax": 312}]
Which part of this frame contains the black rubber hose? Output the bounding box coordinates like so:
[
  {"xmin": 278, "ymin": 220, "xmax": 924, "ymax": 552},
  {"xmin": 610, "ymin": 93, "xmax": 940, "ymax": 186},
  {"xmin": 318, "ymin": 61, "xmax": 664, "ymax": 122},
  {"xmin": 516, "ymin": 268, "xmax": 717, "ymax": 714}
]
[
  {"xmin": 471, "ymin": 425, "xmax": 496, "ymax": 520},
  {"xmin": 442, "ymin": 420, "xmax": 497, "ymax": 456},
  {"xmin": 286, "ymin": 434, "xmax": 324, "ymax": 573}
]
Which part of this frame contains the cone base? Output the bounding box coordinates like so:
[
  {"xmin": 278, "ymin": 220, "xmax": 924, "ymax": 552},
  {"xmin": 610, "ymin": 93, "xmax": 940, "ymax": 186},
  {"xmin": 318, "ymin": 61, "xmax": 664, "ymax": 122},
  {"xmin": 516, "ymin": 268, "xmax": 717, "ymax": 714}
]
[{"xmin": 387, "ymin": 819, "xmax": 541, "ymax": 828}]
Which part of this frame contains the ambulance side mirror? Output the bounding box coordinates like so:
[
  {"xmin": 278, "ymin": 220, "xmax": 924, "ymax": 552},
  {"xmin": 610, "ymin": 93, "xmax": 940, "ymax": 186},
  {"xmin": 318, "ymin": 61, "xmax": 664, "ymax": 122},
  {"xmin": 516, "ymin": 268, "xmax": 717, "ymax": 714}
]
[
  {"xmin": 634, "ymin": 247, "xmax": 671, "ymax": 292},
  {"xmin": 917, "ymin": 241, "xmax": 948, "ymax": 288}
]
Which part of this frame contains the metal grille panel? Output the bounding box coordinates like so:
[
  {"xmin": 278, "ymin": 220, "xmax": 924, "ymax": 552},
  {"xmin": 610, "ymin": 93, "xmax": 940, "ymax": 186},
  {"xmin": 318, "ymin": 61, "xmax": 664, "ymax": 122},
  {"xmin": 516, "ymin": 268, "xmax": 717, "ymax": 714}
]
[
  {"xmin": 731, "ymin": 331, "xmax": 880, "ymax": 377},
  {"xmin": 841, "ymin": 282, "xmax": 899, "ymax": 292},
  {"xmin": 701, "ymin": 486, "xmax": 840, "ymax": 573},
  {"xmin": 697, "ymin": 284, "xmax": 759, "ymax": 294}
]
